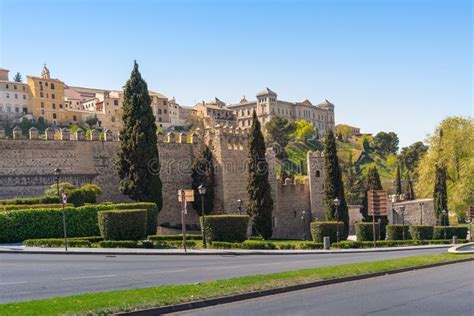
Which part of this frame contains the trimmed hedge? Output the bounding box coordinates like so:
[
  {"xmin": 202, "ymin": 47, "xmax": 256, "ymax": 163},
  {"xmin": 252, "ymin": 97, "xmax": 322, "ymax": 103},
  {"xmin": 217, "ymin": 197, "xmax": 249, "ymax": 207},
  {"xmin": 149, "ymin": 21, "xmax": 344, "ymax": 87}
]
[
  {"xmin": 386, "ymin": 225, "xmax": 411, "ymax": 240},
  {"xmin": 98, "ymin": 209, "xmax": 147, "ymax": 241},
  {"xmin": 203, "ymin": 215, "xmax": 249, "ymax": 243},
  {"xmin": 310, "ymin": 221, "xmax": 344, "ymax": 243},
  {"xmin": 0, "ymin": 196, "xmax": 60, "ymax": 205},
  {"xmin": 98, "ymin": 240, "xmax": 138, "ymax": 248},
  {"xmin": 0, "ymin": 203, "xmax": 73, "ymax": 211},
  {"xmin": 23, "ymin": 238, "xmax": 91, "ymax": 248},
  {"xmin": 148, "ymin": 234, "xmax": 202, "ymax": 241},
  {"xmin": 210, "ymin": 241, "xmax": 324, "ymax": 250},
  {"xmin": 97, "ymin": 203, "xmax": 158, "ymax": 235},
  {"xmin": 332, "ymin": 239, "xmax": 468, "ymax": 249},
  {"xmin": 433, "ymin": 226, "xmax": 468, "ymax": 239},
  {"xmin": 355, "ymin": 222, "xmax": 380, "ymax": 241},
  {"xmin": 409, "ymin": 225, "xmax": 433, "ymax": 240}
]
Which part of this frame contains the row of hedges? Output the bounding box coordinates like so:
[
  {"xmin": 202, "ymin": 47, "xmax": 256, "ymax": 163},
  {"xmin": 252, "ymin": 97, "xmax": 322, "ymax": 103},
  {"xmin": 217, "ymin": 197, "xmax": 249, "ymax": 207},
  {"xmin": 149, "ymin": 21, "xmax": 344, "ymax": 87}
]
[
  {"xmin": 210, "ymin": 241, "xmax": 324, "ymax": 250},
  {"xmin": 332, "ymin": 239, "xmax": 469, "ymax": 249},
  {"xmin": 203, "ymin": 215, "xmax": 249, "ymax": 243},
  {"xmin": 148, "ymin": 234, "xmax": 202, "ymax": 241},
  {"xmin": 386, "ymin": 225, "xmax": 468, "ymax": 241},
  {"xmin": 0, "ymin": 203, "xmax": 73, "ymax": 211},
  {"xmin": 0, "ymin": 202, "xmax": 158, "ymax": 242},
  {"xmin": 0, "ymin": 196, "xmax": 60, "ymax": 205},
  {"xmin": 310, "ymin": 221, "xmax": 344, "ymax": 243}
]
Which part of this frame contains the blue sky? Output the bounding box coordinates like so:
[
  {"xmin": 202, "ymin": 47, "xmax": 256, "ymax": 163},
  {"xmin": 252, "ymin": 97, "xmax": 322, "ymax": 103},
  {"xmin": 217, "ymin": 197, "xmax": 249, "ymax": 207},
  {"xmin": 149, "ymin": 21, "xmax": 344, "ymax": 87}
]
[{"xmin": 0, "ymin": 0, "xmax": 472, "ymax": 147}]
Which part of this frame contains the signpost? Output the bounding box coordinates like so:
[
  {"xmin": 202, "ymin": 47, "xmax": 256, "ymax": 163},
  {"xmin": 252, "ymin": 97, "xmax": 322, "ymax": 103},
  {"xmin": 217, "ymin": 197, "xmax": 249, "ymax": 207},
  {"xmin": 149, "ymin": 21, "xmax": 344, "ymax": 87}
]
[
  {"xmin": 61, "ymin": 192, "xmax": 69, "ymax": 251},
  {"xmin": 367, "ymin": 190, "xmax": 388, "ymax": 247},
  {"xmin": 178, "ymin": 189, "xmax": 194, "ymax": 253},
  {"xmin": 468, "ymin": 206, "xmax": 474, "ymax": 242}
]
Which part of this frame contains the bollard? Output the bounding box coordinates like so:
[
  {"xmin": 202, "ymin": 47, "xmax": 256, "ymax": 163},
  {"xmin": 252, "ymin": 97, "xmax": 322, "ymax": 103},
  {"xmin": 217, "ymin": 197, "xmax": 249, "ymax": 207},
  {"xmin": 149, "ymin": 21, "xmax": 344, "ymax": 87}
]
[
  {"xmin": 452, "ymin": 236, "xmax": 458, "ymax": 244},
  {"xmin": 323, "ymin": 236, "xmax": 330, "ymax": 250}
]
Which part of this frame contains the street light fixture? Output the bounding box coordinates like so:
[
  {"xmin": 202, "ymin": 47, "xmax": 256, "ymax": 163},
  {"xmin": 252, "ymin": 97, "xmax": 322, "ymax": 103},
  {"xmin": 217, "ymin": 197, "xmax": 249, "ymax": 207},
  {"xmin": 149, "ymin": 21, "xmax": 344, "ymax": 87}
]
[
  {"xmin": 442, "ymin": 209, "xmax": 448, "ymax": 239},
  {"xmin": 198, "ymin": 184, "xmax": 207, "ymax": 249},
  {"xmin": 399, "ymin": 205, "xmax": 406, "ymax": 240},
  {"xmin": 237, "ymin": 199, "xmax": 243, "ymax": 215},
  {"xmin": 333, "ymin": 197, "xmax": 340, "ymax": 243},
  {"xmin": 301, "ymin": 210, "xmax": 307, "ymax": 240}
]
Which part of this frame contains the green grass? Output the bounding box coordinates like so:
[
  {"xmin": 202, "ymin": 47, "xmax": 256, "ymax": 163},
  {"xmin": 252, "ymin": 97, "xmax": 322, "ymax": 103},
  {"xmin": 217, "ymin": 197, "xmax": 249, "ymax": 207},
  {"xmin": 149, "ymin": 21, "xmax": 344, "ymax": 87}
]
[{"xmin": 1, "ymin": 253, "xmax": 472, "ymax": 316}]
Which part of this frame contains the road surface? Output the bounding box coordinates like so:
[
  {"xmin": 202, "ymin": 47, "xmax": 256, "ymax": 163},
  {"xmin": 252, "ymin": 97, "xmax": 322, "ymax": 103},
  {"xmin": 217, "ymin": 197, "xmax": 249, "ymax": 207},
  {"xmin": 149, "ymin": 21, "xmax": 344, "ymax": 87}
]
[
  {"xmin": 0, "ymin": 248, "xmax": 446, "ymax": 303},
  {"xmin": 176, "ymin": 261, "xmax": 474, "ymax": 316}
]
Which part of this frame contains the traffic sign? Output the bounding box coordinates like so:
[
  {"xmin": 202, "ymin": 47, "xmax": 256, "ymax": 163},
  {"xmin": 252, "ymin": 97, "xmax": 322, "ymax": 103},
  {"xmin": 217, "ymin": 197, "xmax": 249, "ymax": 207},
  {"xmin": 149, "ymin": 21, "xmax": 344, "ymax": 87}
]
[
  {"xmin": 177, "ymin": 189, "xmax": 194, "ymax": 202},
  {"xmin": 367, "ymin": 190, "xmax": 388, "ymax": 216},
  {"xmin": 61, "ymin": 192, "xmax": 68, "ymax": 204}
]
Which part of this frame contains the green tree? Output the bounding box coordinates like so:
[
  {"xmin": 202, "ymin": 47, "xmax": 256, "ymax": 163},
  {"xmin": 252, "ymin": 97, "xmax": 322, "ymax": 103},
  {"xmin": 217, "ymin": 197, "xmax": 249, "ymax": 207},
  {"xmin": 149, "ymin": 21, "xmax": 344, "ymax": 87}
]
[
  {"xmin": 13, "ymin": 72, "xmax": 22, "ymax": 82},
  {"xmin": 336, "ymin": 124, "xmax": 352, "ymax": 142},
  {"xmin": 265, "ymin": 115, "xmax": 295, "ymax": 159},
  {"xmin": 247, "ymin": 110, "xmax": 273, "ymax": 239},
  {"xmin": 85, "ymin": 115, "xmax": 99, "ymax": 128},
  {"xmin": 191, "ymin": 146, "xmax": 215, "ymax": 216},
  {"xmin": 416, "ymin": 117, "xmax": 474, "ymax": 222},
  {"xmin": 343, "ymin": 152, "xmax": 365, "ymax": 205},
  {"xmin": 323, "ymin": 130, "xmax": 349, "ymax": 238},
  {"xmin": 293, "ymin": 120, "xmax": 315, "ymax": 141},
  {"xmin": 399, "ymin": 141, "xmax": 428, "ymax": 173},
  {"xmin": 373, "ymin": 131, "xmax": 399, "ymax": 156},
  {"xmin": 116, "ymin": 61, "xmax": 163, "ymax": 210},
  {"xmin": 395, "ymin": 163, "xmax": 402, "ymax": 195},
  {"xmin": 433, "ymin": 164, "xmax": 448, "ymax": 225},
  {"xmin": 405, "ymin": 172, "xmax": 415, "ymax": 200},
  {"xmin": 44, "ymin": 182, "xmax": 76, "ymax": 196}
]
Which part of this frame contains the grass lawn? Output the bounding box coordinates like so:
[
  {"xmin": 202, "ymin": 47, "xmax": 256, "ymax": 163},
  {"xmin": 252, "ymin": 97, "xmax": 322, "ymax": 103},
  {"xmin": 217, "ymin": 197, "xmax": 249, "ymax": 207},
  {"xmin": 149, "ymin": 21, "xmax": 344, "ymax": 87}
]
[{"xmin": 1, "ymin": 253, "xmax": 473, "ymax": 316}]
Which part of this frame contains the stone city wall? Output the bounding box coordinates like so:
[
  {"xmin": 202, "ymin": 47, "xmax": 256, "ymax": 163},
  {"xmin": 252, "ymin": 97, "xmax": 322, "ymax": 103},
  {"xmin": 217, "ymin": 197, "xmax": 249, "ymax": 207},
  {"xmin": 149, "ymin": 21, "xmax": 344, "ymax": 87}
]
[{"xmin": 390, "ymin": 198, "xmax": 436, "ymax": 226}]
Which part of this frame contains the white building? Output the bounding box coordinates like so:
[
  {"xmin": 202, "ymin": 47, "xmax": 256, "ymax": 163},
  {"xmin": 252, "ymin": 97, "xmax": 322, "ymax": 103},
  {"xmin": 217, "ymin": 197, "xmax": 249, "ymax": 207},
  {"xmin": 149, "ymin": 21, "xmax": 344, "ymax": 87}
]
[{"xmin": 0, "ymin": 69, "xmax": 30, "ymax": 123}]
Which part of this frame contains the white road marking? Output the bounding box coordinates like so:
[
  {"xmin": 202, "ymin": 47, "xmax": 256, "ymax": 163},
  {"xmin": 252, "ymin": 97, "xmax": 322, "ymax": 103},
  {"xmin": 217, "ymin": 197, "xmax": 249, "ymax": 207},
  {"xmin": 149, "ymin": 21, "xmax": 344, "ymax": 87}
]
[
  {"xmin": 62, "ymin": 274, "xmax": 116, "ymax": 281},
  {"xmin": 0, "ymin": 281, "xmax": 27, "ymax": 285}
]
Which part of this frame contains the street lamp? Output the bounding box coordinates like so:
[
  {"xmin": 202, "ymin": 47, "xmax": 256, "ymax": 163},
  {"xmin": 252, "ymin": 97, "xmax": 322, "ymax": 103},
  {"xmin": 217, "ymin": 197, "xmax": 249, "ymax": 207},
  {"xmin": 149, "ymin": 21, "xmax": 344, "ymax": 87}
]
[
  {"xmin": 333, "ymin": 197, "xmax": 340, "ymax": 242},
  {"xmin": 377, "ymin": 218, "xmax": 382, "ymax": 241},
  {"xmin": 198, "ymin": 184, "xmax": 207, "ymax": 249},
  {"xmin": 418, "ymin": 202, "xmax": 424, "ymax": 225},
  {"xmin": 399, "ymin": 205, "xmax": 406, "ymax": 240},
  {"xmin": 442, "ymin": 209, "xmax": 448, "ymax": 239},
  {"xmin": 301, "ymin": 210, "xmax": 307, "ymax": 240},
  {"xmin": 237, "ymin": 199, "xmax": 243, "ymax": 215}
]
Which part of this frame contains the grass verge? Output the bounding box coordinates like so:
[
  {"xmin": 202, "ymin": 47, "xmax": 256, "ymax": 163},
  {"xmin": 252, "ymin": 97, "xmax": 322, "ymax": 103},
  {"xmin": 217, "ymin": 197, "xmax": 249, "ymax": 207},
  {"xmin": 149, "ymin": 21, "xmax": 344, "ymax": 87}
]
[{"xmin": 1, "ymin": 253, "xmax": 473, "ymax": 315}]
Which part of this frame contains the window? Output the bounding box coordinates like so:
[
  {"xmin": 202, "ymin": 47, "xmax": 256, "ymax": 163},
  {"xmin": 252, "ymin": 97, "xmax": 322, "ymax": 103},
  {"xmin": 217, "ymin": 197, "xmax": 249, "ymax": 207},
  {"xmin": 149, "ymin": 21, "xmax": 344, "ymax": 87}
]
[
  {"xmin": 6, "ymin": 105, "xmax": 11, "ymax": 112},
  {"xmin": 52, "ymin": 94, "xmax": 55, "ymax": 99},
  {"xmin": 316, "ymin": 170, "xmax": 321, "ymax": 177},
  {"xmin": 53, "ymin": 113, "xmax": 57, "ymax": 119},
  {"xmin": 23, "ymin": 95, "xmax": 26, "ymax": 100},
  {"xmin": 111, "ymin": 116, "xmax": 115, "ymax": 122},
  {"xmin": 272, "ymin": 216, "xmax": 277, "ymax": 228},
  {"xmin": 59, "ymin": 104, "xmax": 63, "ymax": 109},
  {"xmin": 22, "ymin": 107, "xmax": 27, "ymax": 114},
  {"xmin": 13, "ymin": 85, "xmax": 17, "ymax": 90},
  {"xmin": 22, "ymin": 86, "xmax": 25, "ymax": 91},
  {"xmin": 6, "ymin": 93, "xmax": 9, "ymax": 98},
  {"xmin": 158, "ymin": 117, "xmax": 162, "ymax": 122},
  {"xmin": 158, "ymin": 109, "xmax": 162, "ymax": 114},
  {"xmin": 114, "ymin": 100, "xmax": 119, "ymax": 106},
  {"xmin": 5, "ymin": 84, "xmax": 9, "ymax": 89},
  {"xmin": 52, "ymin": 103, "xmax": 56, "ymax": 109},
  {"xmin": 15, "ymin": 107, "xmax": 19, "ymax": 113},
  {"xmin": 41, "ymin": 102, "xmax": 44, "ymax": 108},
  {"xmin": 15, "ymin": 94, "xmax": 18, "ymax": 99},
  {"xmin": 40, "ymin": 92, "xmax": 44, "ymax": 98},
  {"xmin": 51, "ymin": 83, "xmax": 55, "ymax": 90},
  {"xmin": 164, "ymin": 109, "xmax": 167, "ymax": 114},
  {"xmin": 163, "ymin": 100, "xmax": 167, "ymax": 105}
]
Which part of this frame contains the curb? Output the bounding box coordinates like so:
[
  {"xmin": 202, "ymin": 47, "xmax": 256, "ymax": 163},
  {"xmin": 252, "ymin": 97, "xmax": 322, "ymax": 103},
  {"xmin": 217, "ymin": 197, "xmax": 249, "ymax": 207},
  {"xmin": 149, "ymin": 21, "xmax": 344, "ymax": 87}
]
[
  {"xmin": 0, "ymin": 245, "xmax": 452, "ymax": 256},
  {"xmin": 116, "ymin": 257, "xmax": 474, "ymax": 315}
]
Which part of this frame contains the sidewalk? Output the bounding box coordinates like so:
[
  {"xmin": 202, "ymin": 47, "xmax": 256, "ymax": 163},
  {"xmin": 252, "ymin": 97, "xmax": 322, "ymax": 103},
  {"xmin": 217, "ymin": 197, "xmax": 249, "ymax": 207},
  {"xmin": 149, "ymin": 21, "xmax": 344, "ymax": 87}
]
[{"xmin": 0, "ymin": 244, "xmax": 452, "ymax": 255}]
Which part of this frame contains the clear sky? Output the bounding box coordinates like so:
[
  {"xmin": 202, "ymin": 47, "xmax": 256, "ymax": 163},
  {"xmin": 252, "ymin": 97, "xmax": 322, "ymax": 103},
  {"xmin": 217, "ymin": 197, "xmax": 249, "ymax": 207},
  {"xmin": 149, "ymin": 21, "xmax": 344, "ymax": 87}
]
[{"xmin": 0, "ymin": 0, "xmax": 472, "ymax": 147}]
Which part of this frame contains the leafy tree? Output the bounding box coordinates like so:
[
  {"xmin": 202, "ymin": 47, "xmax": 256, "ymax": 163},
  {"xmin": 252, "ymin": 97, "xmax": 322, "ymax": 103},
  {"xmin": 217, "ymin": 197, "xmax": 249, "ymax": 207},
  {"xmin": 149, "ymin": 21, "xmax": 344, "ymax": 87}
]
[
  {"xmin": 342, "ymin": 152, "xmax": 365, "ymax": 205},
  {"xmin": 247, "ymin": 110, "xmax": 273, "ymax": 239},
  {"xmin": 116, "ymin": 61, "xmax": 163, "ymax": 210},
  {"xmin": 265, "ymin": 115, "xmax": 295, "ymax": 158},
  {"xmin": 405, "ymin": 172, "xmax": 415, "ymax": 200},
  {"xmin": 433, "ymin": 164, "xmax": 448, "ymax": 225},
  {"xmin": 323, "ymin": 130, "xmax": 349, "ymax": 238},
  {"xmin": 399, "ymin": 141, "xmax": 428, "ymax": 173},
  {"xmin": 191, "ymin": 146, "xmax": 215, "ymax": 215},
  {"xmin": 360, "ymin": 134, "xmax": 373, "ymax": 152},
  {"xmin": 336, "ymin": 124, "xmax": 352, "ymax": 142},
  {"xmin": 395, "ymin": 163, "xmax": 402, "ymax": 195},
  {"xmin": 293, "ymin": 120, "xmax": 315, "ymax": 141},
  {"xmin": 44, "ymin": 182, "xmax": 76, "ymax": 196},
  {"xmin": 373, "ymin": 131, "xmax": 399, "ymax": 156},
  {"xmin": 13, "ymin": 72, "xmax": 22, "ymax": 82},
  {"xmin": 416, "ymin": 117, "xmax": 474, "ymax": 222},
  {"xmin": 85, "ymin": 115, "xmax": 98, "ymax": 127}
]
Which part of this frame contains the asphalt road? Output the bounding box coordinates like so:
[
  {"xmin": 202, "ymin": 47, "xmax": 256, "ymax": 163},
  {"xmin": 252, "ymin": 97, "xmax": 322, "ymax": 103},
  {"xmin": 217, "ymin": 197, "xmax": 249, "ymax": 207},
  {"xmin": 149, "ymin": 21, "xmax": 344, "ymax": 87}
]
[
  {"xmin": 176, "ymin": 261, "xmax": 474, "ymax": 316},
  {"xmin": 0, "ymin": 248, "xmax": 446, "ymax": 303}
]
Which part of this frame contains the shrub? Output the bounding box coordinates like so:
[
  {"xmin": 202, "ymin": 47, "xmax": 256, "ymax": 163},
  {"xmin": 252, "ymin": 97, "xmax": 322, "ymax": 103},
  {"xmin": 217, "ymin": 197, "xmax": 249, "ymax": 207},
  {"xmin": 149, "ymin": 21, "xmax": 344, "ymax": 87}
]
[
  {"xmin": 97, "ymin": 203, "xmax": 158, "ymax": 235},
  {"xmin": 275, "ymin": 243, "xmax": 296, "ymax": 250},
  {"xmin": 433, "ymin": 226, "xmax": 468, "ymax": 239},
  {"xmin": 98, "ymin": 209, "xmax": 147, "ymax": 241},
  {"xmin": 79, "ymin": 184, "xmax": 102, "ymax": 203},
  {"xmin": 386, "ymin": 225, "xmax": 411, "ymax": 240},
  {"xmin": 355, "ymin": 222, "xmax": 380, "ymax": 241},
  {"xmin": 23, "ymin": 238, "xmax": 91, "ymax": 248},
  {"xmin": 410, "ymin": 225, "xmax": 433, "ymax": 240},
  {"xmin": 0, "ymin": 203, "xmax": 72, "ymax": 211},
  {"xmin": 44, "ymin": 182, "xmax": 76, "ymax": 196},
  {"xmin": 65, "ymin": 189, "xmax": 86, "ymax": 207},
  {"xmin": 298, "ymin": 242, "xmax": 324, "ymax": 250},
  {"xmin": 138, "ymin": 240, "xmax": 154, "ymax": 249},
  {"xmin": 331, "ymin": 239, "xmax": 468, "ymax": 249},
  {"xmin": 148, "ymin": 234, "xmax": 202, "ymax": 241},
  {"xmin": 310, "ymin": 221, "xmax": 344, "ymax": 243},
  {"xmin": 98, "ymin": 240, "xmax": 138, "ymax": 248},
  {"xmin": 0, "ymin": 196, "xmax": 60, "ymax": 205},
  {"xmin": 211, "ymin": 241, "xmax": 238, "ymax": 249},
  {"xmin": 165, "ymin": 240, "xmax": 198, "ymax": 249},
  {"xmin": 203, "ymin": 215, "xmax": 249, "ymax": 243},
  {"xmin": 242, "ymin": 241, "xmax": 276, "ymax": 249}
]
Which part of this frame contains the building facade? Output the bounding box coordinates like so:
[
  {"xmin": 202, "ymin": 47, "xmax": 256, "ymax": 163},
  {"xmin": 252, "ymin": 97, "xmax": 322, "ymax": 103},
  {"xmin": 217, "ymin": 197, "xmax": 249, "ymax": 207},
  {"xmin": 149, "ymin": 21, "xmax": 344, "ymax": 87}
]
[
  {"xmin": 0, "ymin": 68, "xmax": 30, "ymax": 124},
  {"xmin": 193, "ymin": 97, "xmax": 236, "ymax": 127}
]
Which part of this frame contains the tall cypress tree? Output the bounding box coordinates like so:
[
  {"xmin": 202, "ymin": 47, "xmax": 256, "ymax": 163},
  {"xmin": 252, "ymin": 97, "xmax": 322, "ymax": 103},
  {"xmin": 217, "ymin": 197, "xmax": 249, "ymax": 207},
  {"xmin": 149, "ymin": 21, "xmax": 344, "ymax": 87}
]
[
  {"xmin": 323, "ymin": 130, "xmax": 349, "ymax": 238},
  {"xmin": 395, "ymin": 163, "xmax": 402, "ymax": 196},
  {"xmin": 405, "ymin": 172, "xmax": 415, "ymax": 200},
  {"xmin": 247, "ymin": 110, "xmax": 273, "ymax": 239},
  {"xmin": 116, "ymin": 61, "xmax": 163, "ymax": 210},
  {"xmin": 191, "ymin": 145, "xmax": 215, "ymax": 215},
  {"xmin": 433, "ymin": 164, "xmax": 448, "ymax": 225}
]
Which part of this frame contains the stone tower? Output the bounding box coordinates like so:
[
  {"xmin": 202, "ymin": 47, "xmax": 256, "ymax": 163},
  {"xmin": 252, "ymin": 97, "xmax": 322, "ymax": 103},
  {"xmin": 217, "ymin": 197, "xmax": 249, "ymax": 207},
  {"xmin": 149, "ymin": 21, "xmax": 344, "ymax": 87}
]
[{"xmin": 307, "ymin": 150, "xmax": 325, "ymax": 221}]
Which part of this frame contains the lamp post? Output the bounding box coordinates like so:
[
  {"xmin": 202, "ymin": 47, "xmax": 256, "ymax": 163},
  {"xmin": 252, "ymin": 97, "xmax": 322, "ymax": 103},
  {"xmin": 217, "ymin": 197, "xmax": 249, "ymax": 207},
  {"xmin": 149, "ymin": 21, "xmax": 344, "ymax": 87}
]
[
  {"xmin": 399, "ymin": 205, "xmax": 406, "ymax": 240},
  {"xmin": 198, "ymin": 184, "xmax": 207, "ymax": 249},
  {"xmin": 419, "ymin": 202, "xmax": 424, "ymax": 225},
  {"xmin": 377, "ymin": 218, "xmax": 382, "ymax": 241},
  {"xmin": 237, "ymin": 199, "xmax": 243, "ymax": 215},
  {"xmin": 301, "ymin": 210, "xmax": 307, "ymax": 240},
  {"xmin": 333, "ymin": 197, "xmax": 340, "ymax": 243},
  {"xmin": 442, "ymin": 209, "xmax": 447, "ymax": 240}
]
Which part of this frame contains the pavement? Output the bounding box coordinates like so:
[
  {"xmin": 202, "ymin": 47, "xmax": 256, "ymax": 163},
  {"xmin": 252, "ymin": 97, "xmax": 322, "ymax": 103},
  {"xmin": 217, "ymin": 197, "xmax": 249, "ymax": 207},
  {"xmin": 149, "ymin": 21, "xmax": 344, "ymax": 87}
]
[
  {"xmin": 0, "ymin": 247, "xmax": 447, "ymax": 303},
  {"xmin": 173, "ymin": 261, "xmax": 474, "ymax": 316}
]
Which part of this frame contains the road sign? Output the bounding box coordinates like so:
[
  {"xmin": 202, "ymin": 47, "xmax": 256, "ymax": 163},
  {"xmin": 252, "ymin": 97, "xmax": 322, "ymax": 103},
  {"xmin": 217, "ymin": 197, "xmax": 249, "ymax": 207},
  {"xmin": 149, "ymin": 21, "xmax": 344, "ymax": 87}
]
[
  {"xmin": 61, "ymin": 192, "xmax": 68, "ymax": 205},
  {"xmin": 177, "ymin": 189, "xmax": 194, "ymax": 202},
  {"xmin": 367, "ymin": 190, "xmax": 388, "ymax": 216}
]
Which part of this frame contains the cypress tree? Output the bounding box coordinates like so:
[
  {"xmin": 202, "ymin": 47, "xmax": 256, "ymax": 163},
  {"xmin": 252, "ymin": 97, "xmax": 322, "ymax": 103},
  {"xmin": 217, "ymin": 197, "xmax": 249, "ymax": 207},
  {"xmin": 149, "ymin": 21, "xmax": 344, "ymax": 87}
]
[
  {"xmin": 116, "ymin": 61, "xmax": 163, "ymax": 210},
  {"xmin": 405, "ymin": 172, "xmax": 415, "ymax": 200},
  {"xmin": 191, "ymin": 145, "xmax": 215, "ymax": 215},
  {"xmin": 247, "ymin": 110, "xmax": 273, "ymax": 239},
  {"xmin": 395, "ymin": 163, "xmax": 402, "ymax": 196},
  {"xmin": 433, "ymin": 164, "xmax": 448, "ymax": 225},
  {"xmin": 323, "ymin": 130, "xmax": 349, "ymax": 238}
]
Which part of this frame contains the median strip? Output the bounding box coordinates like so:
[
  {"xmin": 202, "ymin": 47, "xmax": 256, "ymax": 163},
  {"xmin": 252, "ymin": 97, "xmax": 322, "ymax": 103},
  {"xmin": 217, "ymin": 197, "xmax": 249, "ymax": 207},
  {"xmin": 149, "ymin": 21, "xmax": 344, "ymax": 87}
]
[{"xmin": 0, "ymin": 253, "xmax": 472, "ymax": 316}]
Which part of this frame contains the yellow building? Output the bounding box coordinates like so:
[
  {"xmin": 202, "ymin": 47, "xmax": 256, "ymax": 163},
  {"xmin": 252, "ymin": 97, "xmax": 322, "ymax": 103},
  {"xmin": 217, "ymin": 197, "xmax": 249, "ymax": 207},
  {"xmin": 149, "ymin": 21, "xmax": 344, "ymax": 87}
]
[{"xmin": 27, "ymin": 65, "xmax": 82, "ymax": 125}]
